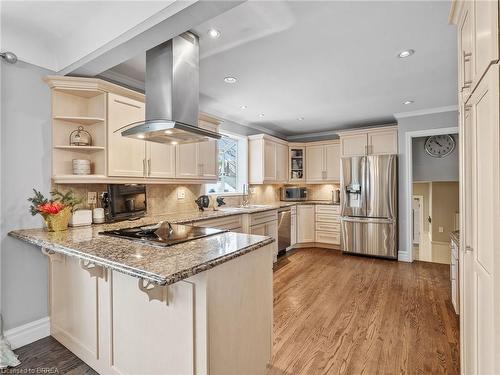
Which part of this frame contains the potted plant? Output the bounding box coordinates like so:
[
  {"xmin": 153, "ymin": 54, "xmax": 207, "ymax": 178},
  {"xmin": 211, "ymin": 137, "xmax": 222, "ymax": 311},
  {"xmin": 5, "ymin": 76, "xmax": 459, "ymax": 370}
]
[{"xmin": 28, "ymin": 189, "xmax": 82, "ymax": 232}]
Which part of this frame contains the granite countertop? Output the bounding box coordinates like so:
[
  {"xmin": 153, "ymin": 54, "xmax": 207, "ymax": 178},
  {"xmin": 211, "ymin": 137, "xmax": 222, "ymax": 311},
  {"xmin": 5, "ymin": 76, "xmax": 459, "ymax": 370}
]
[
  {"xmin": 8, "ymin": 201, "xmax": 338, "ymax": 286},
  {"xmin": 450, "ymin": 230, "xmax": 460, "ymax": 245}
]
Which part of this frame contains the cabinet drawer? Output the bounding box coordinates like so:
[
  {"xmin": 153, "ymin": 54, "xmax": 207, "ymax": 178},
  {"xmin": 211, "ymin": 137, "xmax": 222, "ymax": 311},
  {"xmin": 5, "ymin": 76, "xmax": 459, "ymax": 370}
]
[
  {"xmin": 315, "ymin": 213, "xmax": 340, "ymax": 223},
  {"xmin": 315, "ymin": 222, "xmax": 340, "ymax": 232},
  {"xmin": 195, "ymin": 215, "xmax": 242, "ymax": 230},
  {"xmin": 315, "ymin": 205, "xmax": 340, "ymax": 214},
  {"xmin": 250, "ymin": 210, "xmax": 278, "ymax": 226},
  {"xmin": 315, "ymin": 231, "xmax": 340, "ymax": 245}
]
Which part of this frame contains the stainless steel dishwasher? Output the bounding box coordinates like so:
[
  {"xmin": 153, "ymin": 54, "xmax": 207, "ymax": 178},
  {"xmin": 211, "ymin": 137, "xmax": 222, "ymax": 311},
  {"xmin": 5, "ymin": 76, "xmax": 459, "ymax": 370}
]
[{"xmin": 278, "ymin": 207, "xmax": 291, "ymax": 255}]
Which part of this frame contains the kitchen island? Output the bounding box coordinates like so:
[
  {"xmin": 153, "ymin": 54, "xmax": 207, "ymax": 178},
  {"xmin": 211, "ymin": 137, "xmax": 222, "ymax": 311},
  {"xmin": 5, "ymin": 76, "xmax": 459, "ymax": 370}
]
[{"xmin": 9, "ymin": 217, "xmax": 275, "ymax": 375}]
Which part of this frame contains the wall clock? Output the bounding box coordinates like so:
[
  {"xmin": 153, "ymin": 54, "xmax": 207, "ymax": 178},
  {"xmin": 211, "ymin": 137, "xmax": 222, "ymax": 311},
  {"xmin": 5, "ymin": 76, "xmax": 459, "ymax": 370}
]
[{"xmin": 424, "ymin": 134, "xmax": 456, "ymax": 158}]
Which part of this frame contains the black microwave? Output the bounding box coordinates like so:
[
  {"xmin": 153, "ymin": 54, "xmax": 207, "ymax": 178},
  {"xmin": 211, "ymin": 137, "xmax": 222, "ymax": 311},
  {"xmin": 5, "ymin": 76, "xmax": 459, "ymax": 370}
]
[
  {"xmin": 281, "ymin": 187, "xmax": 308, "ymax": 201},
  {"xmin": 101, "ymin": 184, "xmax": 147, "ymax": 222}
]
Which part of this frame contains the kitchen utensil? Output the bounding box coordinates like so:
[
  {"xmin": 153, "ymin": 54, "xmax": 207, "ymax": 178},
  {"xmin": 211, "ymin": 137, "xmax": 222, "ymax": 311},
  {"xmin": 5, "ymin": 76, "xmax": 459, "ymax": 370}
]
[{"xmin": 195, "ymin": 195, "xmax": 210, "ymax": 211}]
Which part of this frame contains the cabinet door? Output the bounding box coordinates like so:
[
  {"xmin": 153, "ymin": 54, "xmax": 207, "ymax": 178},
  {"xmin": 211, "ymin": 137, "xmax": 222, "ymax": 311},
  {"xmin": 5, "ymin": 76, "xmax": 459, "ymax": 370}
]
[
  {"xmin": 463, "ymin": 65, "xmax": 499, "ymax": 375},
  {"xmin": 306, "ymin": 145, "xmax": 325, "ymax": 182},
  {"xmin": 198, "ymin": 139, "xmax": 218, "ymax": 179},
  {"xmin": 367, "ymin": 129, "xmax": 398, "ymax": 155},
  {"xmin": 325, "ymin": 142, "xmax": 340, "ymax": 181},
  {"xmin": 473, "ymin": 0, "xmax": 498, "ymax": 92},
  {"xmin": 276, "ymin": 143, "xmax": 288, "ymax": 182},
  {"xmin": 176, "ymin": 143, "xmax": 199, "ymax": 178},
  {"xmin": 459, "ymin": 2, "xmax": 473, "ymax": 100},
  {"xmin": 147, "ymin": 143, "xmax": 175, "ymax": 178},
  {"xmin": 107, "ymin": 93, "xmax": 146, "ymax": 177},
  {"xmin": 250, "ymin": 223, "xmax": 267, "ymax": 236},
  {"xmin": 340, "ymin": 133, "xmax": 367, "ymax": 156},
  {"xmin": 297, "ymin": 205, "xmax": 315, "ymax": 243},
  {"xmin": 263, "ymin": 140, "xmax": 277, "ymax": 181}
]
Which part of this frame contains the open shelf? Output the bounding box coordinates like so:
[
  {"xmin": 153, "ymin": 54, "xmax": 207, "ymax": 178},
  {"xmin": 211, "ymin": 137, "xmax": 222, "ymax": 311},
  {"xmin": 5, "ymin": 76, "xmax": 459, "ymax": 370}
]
[
  {"xmin": 53, "ymin": 116, "xmax": 105, "ymax": 125},
  {"xmin": 53, "ymin": 145, "xmax": 105, "ymax": 152}
]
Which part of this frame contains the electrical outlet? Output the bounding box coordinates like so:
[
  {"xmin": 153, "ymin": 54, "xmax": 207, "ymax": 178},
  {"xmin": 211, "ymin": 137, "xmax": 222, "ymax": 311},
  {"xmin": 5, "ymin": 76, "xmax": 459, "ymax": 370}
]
[
  {"xmin": 438, "ymin": 226, "xmax": 444, "ymax": 233},
  {"xmin": 249, "ymin": 187, "xmax": 256, "ymax": 194},
  {"xmin": 177, "ymin": 188, "xmax": 186, "ymax": 200},
  {"xmin": 87, "ymin": 191, "xmax": 97, "ymax": 205}
]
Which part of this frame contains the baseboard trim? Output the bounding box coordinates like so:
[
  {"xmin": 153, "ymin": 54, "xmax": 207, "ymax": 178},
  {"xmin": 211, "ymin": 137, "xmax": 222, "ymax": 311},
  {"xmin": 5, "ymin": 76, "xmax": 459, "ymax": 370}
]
[
  {"xmin": 4, "ymin": 317, "xmax": 50, "ymax": 349},
  {"xmin": 398, "ymin": 251, "xmax": 412, "ymax": 262}
]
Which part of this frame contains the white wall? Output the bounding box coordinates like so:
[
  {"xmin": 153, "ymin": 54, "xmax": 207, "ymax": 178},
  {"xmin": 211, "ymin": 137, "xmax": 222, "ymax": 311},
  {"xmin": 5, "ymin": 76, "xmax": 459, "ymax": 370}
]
[
  {"xmin": 412, "ymin": 134, "xmax": 459, "ymax": 182},
  {"xmin": 1, "ymin": 61, "xmax": 52, "ymax": 330},
  {"xmin": 397, "ymin": 109, "xmax": 458, "ymax": 260}
]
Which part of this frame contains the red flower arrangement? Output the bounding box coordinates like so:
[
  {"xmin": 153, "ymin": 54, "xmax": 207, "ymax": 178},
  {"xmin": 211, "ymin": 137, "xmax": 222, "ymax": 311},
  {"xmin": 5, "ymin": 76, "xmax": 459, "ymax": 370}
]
[{"xmin": 28, "ymin": 189, "xmax": 82, "ymax": 231}]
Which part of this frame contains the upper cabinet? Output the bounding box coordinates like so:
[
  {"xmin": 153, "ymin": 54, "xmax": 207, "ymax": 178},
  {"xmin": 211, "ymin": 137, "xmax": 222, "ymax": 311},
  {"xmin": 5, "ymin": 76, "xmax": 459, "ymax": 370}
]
[
  {"xmin": 248, "ymin": 134, "xmax": 288, "ymax": 184},
  {"xmin": 305, "ymin": 141, "xmax": 340, "ymax": 183},
  {"xmin": 453, "ymin": 0, "xmax": 499, "ymax": 101},
  {"xmin": 175, "ymin": 119, "xmax": 218, "ymax": 180},
  {"xmin": 288, "ymin": 145, "xmax": 305, "ymax": 183},
  {"xmin": 339, "ymin": 126, "xmax": 398, "ymax": 157},
  {"xmin": 45, "ymin": 76, "xmax": 219, "ymax": 184}
]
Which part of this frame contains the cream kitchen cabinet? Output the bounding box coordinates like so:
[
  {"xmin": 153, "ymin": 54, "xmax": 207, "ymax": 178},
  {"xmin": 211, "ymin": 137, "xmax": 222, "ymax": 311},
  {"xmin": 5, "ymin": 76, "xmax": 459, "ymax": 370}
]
[
  {"xmin": 315, "ymin": 204, "xmax": 341, "ymax": 245},
  {"xmin": 108, "ymin": 93, "xmax": 176, "ymax": 179},
  {"xmin": 297, "ymin": 205, "xmax": 315, "ymax": 243},
  {"xmin": 248, "ymin": 134, "xmax": 288, "ymax": 184},
  {"xmin": 305, "ymin": 141, "xmax": 340, "ymax": 183},
  {"xmin": 339, "ymin": 126, "xmax": 398, "ymax": 156},
  {"xmin": 453, "ymin": 0, "xmax": 499, "ymax": 101},
  {"xmin": 108, "ymin": 93, "xmax": 146, "ymax": 177},
  {"xmin": 247, "ymin": 210, "xmax": 279, "ymax": 262},
  {"xmin": 175, "ymin": 120, "xmax": 218, "ymax": 180}
]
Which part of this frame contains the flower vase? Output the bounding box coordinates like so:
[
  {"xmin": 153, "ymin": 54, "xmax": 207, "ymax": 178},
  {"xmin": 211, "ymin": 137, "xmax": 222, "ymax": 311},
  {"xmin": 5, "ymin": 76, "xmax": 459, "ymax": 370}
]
[{"xmin": 43, "ymin": 207, "xmax": 71, "ymax": 232}]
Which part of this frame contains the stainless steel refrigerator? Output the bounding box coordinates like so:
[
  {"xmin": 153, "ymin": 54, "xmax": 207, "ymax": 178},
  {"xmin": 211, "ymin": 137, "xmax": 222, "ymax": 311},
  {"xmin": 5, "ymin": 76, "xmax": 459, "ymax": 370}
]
[{"xmin": 340, "ymin": 154, "xmax": 398, "ymax": 259}]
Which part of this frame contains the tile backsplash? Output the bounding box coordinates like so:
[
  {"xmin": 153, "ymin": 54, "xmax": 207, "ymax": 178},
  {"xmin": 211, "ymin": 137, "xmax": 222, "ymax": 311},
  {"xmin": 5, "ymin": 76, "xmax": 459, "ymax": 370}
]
[{"xmin": 54, "ymin": 182, "xmax": 339, "ymax": 216}]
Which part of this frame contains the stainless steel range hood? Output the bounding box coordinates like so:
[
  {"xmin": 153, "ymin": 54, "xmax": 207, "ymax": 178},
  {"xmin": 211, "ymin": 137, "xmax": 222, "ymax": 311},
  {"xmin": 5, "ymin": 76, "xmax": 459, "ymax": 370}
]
[{"xmin": 117, "ymin": 32, "xmax": 221, "ymax": 144}]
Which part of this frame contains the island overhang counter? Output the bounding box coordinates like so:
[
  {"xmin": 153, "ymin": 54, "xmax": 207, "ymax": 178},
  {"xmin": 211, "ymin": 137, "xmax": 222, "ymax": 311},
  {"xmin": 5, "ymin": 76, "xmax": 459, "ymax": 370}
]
[{"xmin": 9, "ymin": 221, "xmax": 274, "ymax": 375}]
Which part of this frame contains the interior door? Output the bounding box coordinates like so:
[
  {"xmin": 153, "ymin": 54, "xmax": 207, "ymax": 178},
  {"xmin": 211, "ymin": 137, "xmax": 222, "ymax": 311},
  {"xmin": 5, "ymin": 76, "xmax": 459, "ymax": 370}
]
[{"xmin": 107, "ymin": 93, "xmax": 146, "ymax": 177}]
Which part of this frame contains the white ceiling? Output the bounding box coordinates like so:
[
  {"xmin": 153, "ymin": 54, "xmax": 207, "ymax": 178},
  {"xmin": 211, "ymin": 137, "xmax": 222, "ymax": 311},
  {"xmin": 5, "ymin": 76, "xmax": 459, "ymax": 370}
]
[
  {"xmin": 1, "ymin": 1, "xmax": 175, "ymax": 71},
  {"xmin": 104, "ymin": 1, "xmax": 458, "ymax": 137}
]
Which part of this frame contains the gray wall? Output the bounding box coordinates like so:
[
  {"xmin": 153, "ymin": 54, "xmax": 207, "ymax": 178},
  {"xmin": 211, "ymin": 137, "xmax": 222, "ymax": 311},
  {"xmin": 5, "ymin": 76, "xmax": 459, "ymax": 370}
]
[
  {"xmin": 397, "ymin": 110, "xmax": 459, "ymax": 259},
  {"xmin": 412, "ymin": 134, "xmax": 459, "ymax": 182},
  {"xmin": 1, "ymin": 61, "xmax": 53, "ymax": 330}
]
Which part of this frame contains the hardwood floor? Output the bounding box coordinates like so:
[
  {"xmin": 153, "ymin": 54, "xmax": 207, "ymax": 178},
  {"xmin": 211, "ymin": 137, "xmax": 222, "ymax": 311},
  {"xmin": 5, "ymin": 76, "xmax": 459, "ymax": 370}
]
[
  {"xmin": 8, "ymin": 248, "xmax": 458, "ymax": 375},
  {"xmin": 269, "ymin": 248, "xmax": 459, "ymax": 375}
]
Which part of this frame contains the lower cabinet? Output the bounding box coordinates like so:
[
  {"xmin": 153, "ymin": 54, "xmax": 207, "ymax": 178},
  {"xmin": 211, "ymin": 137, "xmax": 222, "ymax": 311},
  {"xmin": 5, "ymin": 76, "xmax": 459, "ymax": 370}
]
[
  {"xmin": 315, "ymin": 205, "xmax": 341, "ymax": 245},
  {"xmin": 291, "ymin": 206, "xmax": 297, "ymax": 246},
  {"xmin": 297, "ymin": 205, "xmax": 315, "ymax": 243},
  {"xmin": 249, "ymin": 211, "xmax": 278, "ymax": 262},
  {"xmin": 46, "ymin": 243, "xmax": 273, "ymax": 375}
]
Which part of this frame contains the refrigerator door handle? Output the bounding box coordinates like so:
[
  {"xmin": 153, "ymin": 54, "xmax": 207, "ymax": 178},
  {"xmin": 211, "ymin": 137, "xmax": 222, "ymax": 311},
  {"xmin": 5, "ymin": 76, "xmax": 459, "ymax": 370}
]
[{"xmin": 340, "ymin": 216, "xmax": 394, "ymax": 224}]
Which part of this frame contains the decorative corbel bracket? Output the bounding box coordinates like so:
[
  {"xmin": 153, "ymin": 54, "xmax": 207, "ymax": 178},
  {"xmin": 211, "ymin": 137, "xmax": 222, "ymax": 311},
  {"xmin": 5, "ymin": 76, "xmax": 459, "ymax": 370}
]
[
  {"xmin": 138, "ymin": 279, "xmax": 168, "ymax": 304},
  {"xmin": 41, "ymin": 247, "xmax": 64, "ymax": 263},
  {"xmin": 80, "ymin": 259, "xmax": 106, "ymax": 279}
]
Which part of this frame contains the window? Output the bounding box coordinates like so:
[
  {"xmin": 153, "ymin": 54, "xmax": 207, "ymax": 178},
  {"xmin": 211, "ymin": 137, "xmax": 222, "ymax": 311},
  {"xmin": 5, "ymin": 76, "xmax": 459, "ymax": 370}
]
[{"xmin": 205, "ymin": 132, "xmax": 248, "ymax": 194}]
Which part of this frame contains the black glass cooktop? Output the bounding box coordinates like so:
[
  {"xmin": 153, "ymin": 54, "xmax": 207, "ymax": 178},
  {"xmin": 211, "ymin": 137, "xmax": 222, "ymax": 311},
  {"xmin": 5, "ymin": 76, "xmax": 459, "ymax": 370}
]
[{"xmin": 99, "ymin": 222, "xmax": 226, "ymax": 247}]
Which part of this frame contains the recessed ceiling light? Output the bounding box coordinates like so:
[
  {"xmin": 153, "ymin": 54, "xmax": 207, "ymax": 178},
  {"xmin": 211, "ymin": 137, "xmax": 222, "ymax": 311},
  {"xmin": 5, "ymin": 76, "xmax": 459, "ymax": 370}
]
[
  {"xmin": 403, "ymin": 100, "xmax": 414, "ymax": 105},
  {"xmin": 208, "ymin": 28, "xmax": 221, "ymax": 39},
  {"xmin": 298, "ymin": 117, "xmax": 305, "ymax": 121},
  {"xmin": 164, "ymin": 130, "xmax": 173, "ymax": 135},
  {"xmin": 137, "ymin": 134, "xmax": 145, "ymax": 139},
  {"xmin": 240, "ymin": 105, "xmax": 247, "ymax": 110},
  {"xmin": 171, "ymin": 141, "xmax": 178, "ymax": 145},
  {"xmin": 258, "ymin": 113, "xmax": 265, "ymax": 118},
  {"xmin": 398, "ymin": 49, "xmax": 415, "ymax": 58},
  {"xmin": 224, "ymin": 76, "xmax": 237, "ymax": 84}
]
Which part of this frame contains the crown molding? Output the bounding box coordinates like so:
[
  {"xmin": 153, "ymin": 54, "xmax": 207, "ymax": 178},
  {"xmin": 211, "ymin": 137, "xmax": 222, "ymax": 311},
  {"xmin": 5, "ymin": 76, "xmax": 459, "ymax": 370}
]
[{"xmin": 394, "ymin": 105, "xmax": 458, "ymax": 119}]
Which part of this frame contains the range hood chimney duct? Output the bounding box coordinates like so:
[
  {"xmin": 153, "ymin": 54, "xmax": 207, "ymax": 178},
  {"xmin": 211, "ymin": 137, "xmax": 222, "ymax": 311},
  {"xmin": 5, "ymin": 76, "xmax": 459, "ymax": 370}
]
[{"xmin": 117, "ymin": 32, "xmax": 221, "ymax": 144}]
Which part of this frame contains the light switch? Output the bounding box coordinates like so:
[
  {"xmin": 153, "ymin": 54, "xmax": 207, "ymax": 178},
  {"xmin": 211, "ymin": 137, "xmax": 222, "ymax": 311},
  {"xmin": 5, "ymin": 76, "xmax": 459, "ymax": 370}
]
[{"xmin": 177, "ymin": 188, "xmax": 186, "ymax": 199}]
